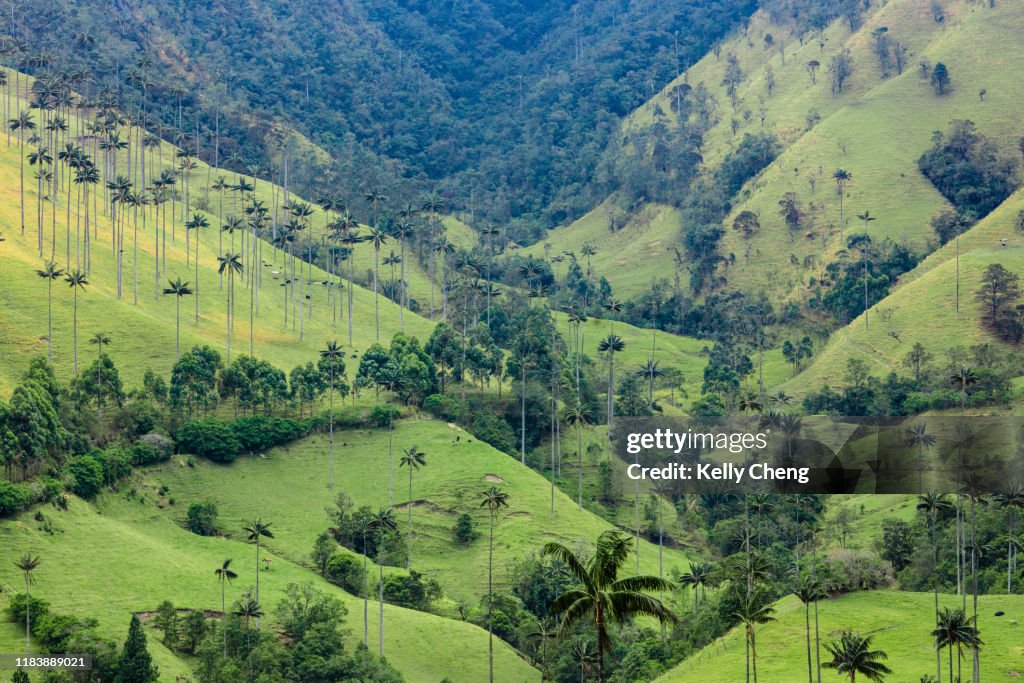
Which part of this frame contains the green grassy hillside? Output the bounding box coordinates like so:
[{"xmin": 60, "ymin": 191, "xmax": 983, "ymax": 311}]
[
  {"xmin": 146, "ymin": 418, "xmax": 692, "ymax": 607},
  {"xmin": 658, "ymin": 591, "xmax": 1024, "ymax": 682},
  {"xmin": 0, "ymin": 496, "xmax": 538, "ymax": 682}
]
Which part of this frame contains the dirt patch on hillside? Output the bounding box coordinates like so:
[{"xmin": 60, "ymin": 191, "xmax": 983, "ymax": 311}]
[{"xmin": 483, "ymin": 474, "xmax": 505, "ymax": 483}]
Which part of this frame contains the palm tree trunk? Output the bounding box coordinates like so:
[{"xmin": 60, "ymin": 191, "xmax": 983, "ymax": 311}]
[
  {"xmin": 407, "ymin": 467, "xmax": 414, "ymax": 570},
  {"xmin": 378, "ymin": 551, "xmax": 385, "ymax": 657},
  {"xmin": 488, "ymin": 510, "xmax": 495, "ymax": 683},
  {"xmin": 374, "ymin": 244, "xmax": 380, "ymax": 340},
  {"xmin": 72, "ymin": 288, "xmax": 79, "ymax": 375},
  {"xmin": 24, "ymin": 573, "xmax": 30, "ymax": 656},
  {"xmin": 363, "ymin": 530, "xmax": 369, "ymax": 647},
  {"xmin": 46, "ymin": 279, "xmax": 53, "ymax": 362},
  {"xmin": 328, "ymin": 370, "xmax": 335, "ymax": 489},
  {"xmin": 221, "ymin": 579, "xmax": 228, "ymax": 657},
  {"xmin": 805, "ymin": 601, "xmax": 812, "ymax": 683}
]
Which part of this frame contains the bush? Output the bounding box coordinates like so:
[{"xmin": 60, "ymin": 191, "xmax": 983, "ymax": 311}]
[
  {"xmin": 369, "ymin": 405, "xmax": 401, "ymax": 427},
  {"xmin": 111, "ymin": 400, "xmax": 162, "ymax": 438},
  {"xmin": 176, "ymin": 419, "xmax": 241, "ymax": 463},
  {"xmin": 67, "ymin": 454, "xmax": 105, "ymax": 499},
  {"xmin": 133, "ymin": 433, "xmax": 174, "ymax": 465},
  {"xmin": 6, "ymin": 593, "xmax": 50, "ymax": 626},
  {"xmin": 186, "ymin": 500, "xmax": 219, "ymax": 536},
  {"xmin": 470, "ymin": 411, "xmax": 516, "ymax": 455},
  {"xmin": 381, "ymin": 571, "xmax": 441, "ymax": 611},
  {"xmin": 423, "ymin": 394, "xmax": 464, "ymax": 422},
  {"xmin": 452, "ymin": 513, "xmax": 477, "ymax": 545},
  {"xmin": 230, "ymin": 416, "xmax": 308, "ymax": 453},
  {"xmin": 0, "ymin": 481, "xmax": 31, "ymax": 516},
  {"xmin": 325, "ymin": 554, "xmax": 363, "ymax": 594},
  {"xmin": 822, "ymin": 548, "xmax": 895, "ymax": 592}
]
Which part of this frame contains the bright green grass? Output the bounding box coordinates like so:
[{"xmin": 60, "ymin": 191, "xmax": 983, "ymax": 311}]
[
  {"xmin": 0, "ymin": 495, "xmax": 538, "ymax": 683},
  {"xmin": 146, "ymin": 419, "xmax": 692, "ymax": 606},
  {"xmin": 827, "ymin": 494, "xmax": 918, "ymax": 550},
  {"xmin": 518, "ymin": 202, "xmax": 684, "ymax": 298},
  {"xmin": 658, "ymin": 591, "xmax": 1024, "ymax": 682}
]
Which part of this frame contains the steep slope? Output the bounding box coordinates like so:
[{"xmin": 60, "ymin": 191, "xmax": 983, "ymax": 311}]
[{"xmin": 0, "ymin": 496, "xmax": 538, "ymax": 682}]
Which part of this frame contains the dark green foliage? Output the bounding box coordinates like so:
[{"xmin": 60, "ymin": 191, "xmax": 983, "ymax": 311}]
[
  {"xmin": 179, "ymin": 610, "xmax": 208, "ymax": 654},
  {"xmin": 311, "ymin": 531, "xmax": 336, "ymax": 576},
  {"xmin": 931, "ymin": 61, "xmax": 950, "ymax": 94},
  {"xmin": 716, "ymin": 133, "xmax": 780, "ymax": 197},
  {"xmin": 325, "ymin": 554, "xmax": 363, "ymax": 594},
  {"xmin": 229, "ymin": 416, "xmax": 309, "ymax": 454},
  {"xmin": 115, "ymin": 615, "xmax": 159, "ymax": 683},
  {"xmin": 470, "ymin": 410, "xmax": 517, "ymax": 456},
  {"xmin": 176, "ymin": 419, "xmax": 241, "ymax": 463},
  {"xmin": 0, "ymin": 480, "xmax": 31, "ymax": 516},
  {"xmin": 67, "ymin": 454, "xmax": 105, "ymax": 499},
  {"xmin": 452, "ymin": 513, "xmax": 477, "ymax": 545},
  {"xmin": 918, "ymin": 120, "xmax": 1019, "ymax": 219},
  {"xmin": 422, "ymin": 394, "xmax": 464, "ymax": 422},
  {"xmin": 131, "ymin": 433, "xmax": 175, "ymax": 466},
  {"xmin": 876, "ymin": 519, "xmax": 915, "ymax": 572},
  {"xmin": 813, "ymin": 235, "xmax": 919, "ymax": 323},
  {"xmin": 976, "ymin": 263, "xmax": 1024, "ymax": 342},
  {"xmin": 381, "ymin": 571, "xmax": 442, "ymax": 611},
  {"xmin": 369, "ymin": 404, "xmax": 402, "ymax": 428},
  {"xmin": 72, "ymin": 354, "xmax": 125, "ymax": 415},
  {"xmin": 186, "ymin": 500, "xmax": 219, "ymax": 536}
]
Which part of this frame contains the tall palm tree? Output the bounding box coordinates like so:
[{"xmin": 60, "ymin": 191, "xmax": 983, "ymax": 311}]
[
  {"xmin": 564, "ymin": 402, "xmax": 591, "ymax": 510},
  {"xmin": 368, "ymin": 507, "xmax": 397, "ymax": 657},
  {"xmin": 905, "ymin": 424, "xmax": 936, "ymax": 495},
  {"xmin": 368, "ymin": 227, "xmax": 388, "ymax": 340},
  {"xmin": 64, "ymin": 270, "xmax": 88, "ymax": 375},
  {"xmin": 214, "ymin": 559, "xmax": 237, "ymax": 657},
  {"xmin": 681, "ymin": 561, "xmax": 712, "ymax": 617},
  {"xmin": 597, "ymin": 334, "xmax": 625, "ymax": 440},
  {"xmin": 233, "ymin": 596, "xmax": 262, "ymax": 683},
  {"xmin": 399, "ymin": 446, "xmax": 426, "ymax": 569},
  {"xmin": 335, "ymin": 209, "xmax": 361, "ymax": 346},
  {"xmin": 932, "ymin": 608, "xmax": 982, "ymax": 683},
  {"xmin": 734, "ymin": 587, "xmax": 777, "ymax": 683},
  {"xmin": 543, "ymin": 530, "xmax": 676, "ymax": 682},
  {"xmin": 13, "ymin": 554, "xmax": 40, "ymax": 656},
  {"xmin": 10, "ymin": 110, "xmax": 36, "ymax": 236},
  {"xmin": 88, "ymin": 332, "xmax": 111, "ymax": 419},
  {"xmin": 823, "ymin": 630, "xmax": 892, "ymax": 683},
  {"xmin": 36, "ymin": 261, "xmax": 64, "ymax": 362},
  {"xmin": 420, "ymin": 191, "xmax": 446, "ymax": 316},
  {"xmin": 320, "ymin": 341, "xmax": 344, "ymax": 489},
  {"xmin": 162, "ymin": 278, "xmax": 193, "ymax": 360},
  {"xmin": 391, "ymin": 218, "xmax": 415, "ymax": 328},
  {"xmin": 832, "ymin": 168, "xmax": 852, "ymax": 241},
  {"xmin": 433, "ymin": 238, "xmax": 455, "ymax": 321},
  {"xmin": 243, "ymin": 518, "xmax": 274, "ymax": 621},
  {"xmin": 481, "ymin": 486, "xmax": 511, "ymax": 682},
  {"xmin": 794, "ymin": 576, "xmax": 827, "ymax": 683},
  {"xmin": 996, "ymin": 487, "xmax": 1024, "ymax": 594},
  {"xmin": 27, "ymin": 144, "xmax": 51, "ymax": 257},
  {"xmin": 217, "ymin": 253, "xmax": 243, "ymax": 363},
  {"xmin": 918, "ymin": 492, "xmax": 953, "ymax": 683}
]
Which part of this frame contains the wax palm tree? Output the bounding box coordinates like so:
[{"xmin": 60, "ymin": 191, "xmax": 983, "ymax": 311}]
[
  {"xmin": 597, "ymin": 334, "xmax": 625, "ymax": 439},
  {"xmin": 399, "ymin": 446, "xmax": 426, "ymax": 568},
  {"xmin": 481, "ymin": 486, "xmax": 511, "ymax": 682},
  {"xmin": 319, "ymin": 340, "xmax": 345, "ymax": 489},
  {"xmin": 36, "ymin": 261, "xmax": 64, "ymax": 362},
  {"xmin": 368, "ymin": 508, "xmax": 397, "ymax": 657},
  {"xmin": 243, "ymin": 518, "xmax": 274, "ymax": 621},
  {"xmin": 13, "ymin": 554, "xmax": 40, "ymax": 656},
  {"xmin": 794, "ymin": 575, "xmax": 827, "ymax": 683},
  {"xmin": 680, "ymin": 562, "xmax": 713, "ymax": 617},
  {"xmin": 188, "ymin": 213, "xmax": 209, "ymax": 325},
  {"xmin": 563, "ymin": 402, "xmax": 591, "ymax": 510},
  {"xmin": 917, "ymin": 492, "xmax": 953, "ymax": 682},
  {"xmin": 10, "ymin": 110, "xmax": 36, "ymax": 236},
  {"xmin": 27, "ymin": 144, "xmax": 51, "ymax": 256},
  {"xmin": 233, "ymin": 596, "xmax": 262, "ymax": 682},
  {"xmin": 733, "ymin": 587, "xmax": 777, "ymax": 683},
  {"xmin": 214, "ymin": 559, "xmax": 237, "ymax": 656},
  {"xmin": 832, "ymin": 168, "xmax": 852, "ymax": 240},
  {"xmin": 367, "ymin": 227, "xmax": 388, "ymax": 339},
  {"xmin": 162, "ymin": 278, "xmax": 193, "ymax": 360},
  {"xmin": 433, "ymin": 238, "xmax": 456, "ymax": 321},
  {"xmin": 64, "ymin": 270, "xmax": 88, "ymax": 375},
  {"xmin": 905, "ymin": 424, "xmax": 936, "ymax": 495},
  {"xmin": 823, "ymin": 630, "xmax": 892, "ymax": 683},
  {"xmin": 391, "ymin": 219, "xmax": 415, "ymax": 327},
  {"xmin": 88, "ymin": 332, "xmax": 111, "ymax": 418},
  {"xmin": 996, "ymin": 486, "xmax": 1024, "ymax": 594},
  {"xmin": 335, "ymin": 210, "xmax": 361, "ymax": 346},
  {"xmin": 933, "ymin": 607, "xmax": 982, "ymax": 683},
  {"xmin": 543, "ymin": 530, "xmax": 676, "ymax": 682},
  {"xmin": 217, "ymin": 252, "xmax": 243, "ymax": 363},
  {"xmin": 420, "ymin": 191, "xmax": 446, "ymax": 315}
]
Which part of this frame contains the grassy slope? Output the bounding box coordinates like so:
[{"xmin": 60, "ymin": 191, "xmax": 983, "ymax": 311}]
[
  {"xmin": 0, "ymin": 74, "xmax": 442, "ymax": 398},
  {"xmin": 146, "ymin": 419, "xmax": 692, "ymax": 607},
  {"xmin": 0, "ymin": 496, "xmax": 537, "ymax": 683},
  {"xmin": 658, "ymin": 591, "xmax": 1024, "ymax": 682}
]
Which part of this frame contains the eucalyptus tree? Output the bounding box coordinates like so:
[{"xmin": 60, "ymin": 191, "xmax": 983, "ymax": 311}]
[{"xmin": 36, "ymin": 261, "xmax": 64, "ymax": 362}]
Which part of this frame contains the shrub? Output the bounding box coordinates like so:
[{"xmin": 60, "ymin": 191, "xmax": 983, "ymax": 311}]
[
  {"xmin": 369, "ymin": 405, "xmax": 401, "ymax": 427},
  {"xmin": 470, "ymin": 411, "xmax": 516, "ymax": 455},
  {"xmin": 382, "ymin": 571, "xmax": 441, "ymax": 611},
  {"xmin": 67, "ymin": 454, "xmax": 105, "ymax": 499},
  {"xmin": 111, "ymin": 400, "xmax": 162, "ymax": 438},
  {"xmin": 452, "ymin": 513, "xmax": 477, "ymax": 545},
  {"xmin": 822, "ymin": 548, "xmax": 895, "ymax": 592},
  {"xmin": 133, "ymin": 433, "xmax": 174, "ymax": 465},
  {"xmin": 423, "ymin": 394, "xmax": 464, "ymax": 422},
  {"xmin": 230, "ymin": 416, "xmax": 308, "ymax": 453},
  {"xmin": 186, "ymin": 500, "xmax": 219, "ymax": 536},
  {"xmin": 176, "ymin": 419, "xmax": 241, "ymax": 463},
  {"xmin": 0, "ymin": 481, "xmax": 31, "ymax": 516},
  {"xmin": 325, "ymin": 553, "xmax": 363, "ymax": 594}
]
